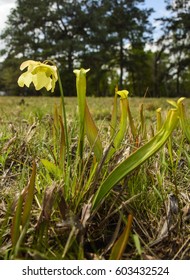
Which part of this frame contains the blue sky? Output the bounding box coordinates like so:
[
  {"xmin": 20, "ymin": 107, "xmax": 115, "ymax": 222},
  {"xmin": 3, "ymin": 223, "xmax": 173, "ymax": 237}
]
[
  {"xmin": 144, "ymin": 0, "xmax": 169, "ymax": 38},
  {"xmin": 145, "ymin": 0, "xmax": 166, "ymax": 14}
]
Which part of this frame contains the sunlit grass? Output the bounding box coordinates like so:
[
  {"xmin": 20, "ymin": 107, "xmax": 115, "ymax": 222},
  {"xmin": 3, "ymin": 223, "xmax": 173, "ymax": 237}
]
[{"xmin": 1, "ymin": 94, "xmax": 190, "ymax": 260}]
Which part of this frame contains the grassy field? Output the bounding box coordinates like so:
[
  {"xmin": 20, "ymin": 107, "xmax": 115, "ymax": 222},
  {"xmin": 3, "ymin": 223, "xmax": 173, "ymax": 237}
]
[{"xmin": 0, "ymin": 95, "xmax": 190, "ymax": 260}]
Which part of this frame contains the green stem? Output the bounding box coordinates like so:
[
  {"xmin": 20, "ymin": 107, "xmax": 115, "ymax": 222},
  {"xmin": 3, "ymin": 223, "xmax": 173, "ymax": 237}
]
[
  {"xmin": 43, "ymin": 60, "xmax": 70, "ymax": 168},
  {"xmin": 57, "ymin": 70, "xmax": 70, "ymax": 168}
]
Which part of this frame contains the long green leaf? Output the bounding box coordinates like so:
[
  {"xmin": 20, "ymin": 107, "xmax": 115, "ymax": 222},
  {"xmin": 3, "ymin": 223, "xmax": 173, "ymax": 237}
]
[
  {"xmin": 114, "ymin": 90, "xmax": 129, "ymax": 149},
  {"xmin": 167, "ymin": 98, "xmax": 190, "ymax": 142},
  {"xmin": 92, "ymin": 109, "xmax": 179, "ymax": 210},
  {"xmin": 126, "ymin": 98, "xmax": 137, "ymax": 139},
  {"xmin": 41, "ymin": 159, "xmax": 62, "ymax": 179},
  {"xmin": 85, "ymin": 101, "xmax": 103, "ymax": 161},
  {"xmin": 177, "ymin": 98, "xmax": 190, "ymax": 142},
  {"xmin": 59, "ymin": 115, "xmax": 66, "ymax": 168},
  {"xmin": 11, "ymin": 161, "xmax": 36, "ymax": 248},
  {"xmin": 107, "ymin": 90, "xmax": 129, "ymax": 159},
  {"xmin": 156, "ymin": 108, "xmax": 162, "ymax": 132},
  {"xmin": 11, "ymin": 195, "xmax": 24, "ymax": 247}
]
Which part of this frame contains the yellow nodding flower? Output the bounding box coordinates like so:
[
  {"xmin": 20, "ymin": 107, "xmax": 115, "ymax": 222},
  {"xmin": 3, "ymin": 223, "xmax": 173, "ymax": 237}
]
[
  {"xmin": 116, "ymin": 90, "xmax": 129, "ymax": 99},
  {"xmin": 18, "ymin": 60, "xmax": 58, "ymax": 92}
]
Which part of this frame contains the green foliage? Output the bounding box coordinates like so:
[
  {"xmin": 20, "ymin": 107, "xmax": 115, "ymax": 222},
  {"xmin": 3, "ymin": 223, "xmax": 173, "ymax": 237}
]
[
  {"xmin": 1, "ymin": 93, "xmax": 190, "ymax": 260},
  {"xmin": 92, "ymin": 108, "xmax": 179, "ymax": 210},
  {"xmin": 0, "ymin": 0, "xmax": 153, "ymax": 96},
  {"xmin": 157, "ymin": 0, "xmax": 190, "ymax": 96},
  {"xmin": 1, "ymin": 54, "xmax": 190, "ymax": 260},
  {"xmin": 1, "ymin": 1, "xmax": 190, "ymax": 97},
  {"xmin": 11, "ymin": 161, "xmax": 36, "ymax": 257},
  {"xmin": 109, "ymin": 214, "xmax": 133, "ymax": 260}
]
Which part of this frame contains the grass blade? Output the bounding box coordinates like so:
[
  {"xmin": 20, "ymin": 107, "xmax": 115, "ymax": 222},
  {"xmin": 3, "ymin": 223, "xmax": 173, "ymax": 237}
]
[
  {"xmin": 22, "ymin": 161, "xmax": 36, "ymax": 227},
  {"xmin": 41, "ymin": 159, "xmax": 62, "ymax": 179},
  {"xmin": 59, "ymin": 115, "xmax": 66, "ymax": 168},
  {"xmin": 109, "ymin": 214, "xmax": 133, "ymax": 260},
  {"xmin": 11, "ymin": 161, "xmax": 36, "ymax": 251},
  {"xmin": 140, "ymin": 103, "xmax": 147, "ymax": 139},
  {"xmin": 126, "ymin": 98, "xmax": 137, "ymax": 139},
  {"xmin": 110, "ymin": 90, "xmax": 118, "ymax": 138},
  {"xmin": 11, "ymin": 195, "xmax": 24, "ymax": 247}
]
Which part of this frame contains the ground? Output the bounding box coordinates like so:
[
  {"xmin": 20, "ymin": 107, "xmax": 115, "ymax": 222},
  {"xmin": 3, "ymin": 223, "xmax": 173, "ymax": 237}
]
[{"xmin": 0, "ymin": 96, "xmax": 190, "ymax": 259}]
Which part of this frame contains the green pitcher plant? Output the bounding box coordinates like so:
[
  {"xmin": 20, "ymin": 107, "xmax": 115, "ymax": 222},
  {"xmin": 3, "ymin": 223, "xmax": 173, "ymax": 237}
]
[
  {"xmin": 18, "ymin": 60, "xmax": 187, "ymax": 213},
  {"xmin": 73, "ymin": 68, "xmax": 103, "ymax": 161},
  {"xmin": 92, "ymin": 108, "xmax": 179, "ymax": 210}
]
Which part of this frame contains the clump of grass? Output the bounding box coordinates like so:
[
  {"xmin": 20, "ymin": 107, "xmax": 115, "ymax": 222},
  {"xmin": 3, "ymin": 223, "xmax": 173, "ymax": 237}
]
[{"xmin": 0, "ymin": 62, "xmax": 190, "ymax": 260}]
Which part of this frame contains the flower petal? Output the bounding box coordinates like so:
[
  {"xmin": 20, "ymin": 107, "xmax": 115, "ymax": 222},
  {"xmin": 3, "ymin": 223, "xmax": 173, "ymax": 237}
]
[
  {"xmin": 20, "ymin": 60, "xmax": 39, "ymax": 71},
  {"xmin": 18, "ymin": 60, "xmax": 58, "ymax": 92},
  {"xmin": 32, "ymin": 72, "xmax": 51, "ymax": 91},
  {"xmin": 32, "ymin": 64, "xmax": 58, "ymax": 79},
  {"xmin": 117, "ymin": 90, "xmax": 129, "ymax": 99},
  {"xmin": 18, "ymin": 72, "xmax": 33, "ymax": 88},
  {"xmin": 73, "ymin": 68, "xmax": 90, "ymax": 76}
]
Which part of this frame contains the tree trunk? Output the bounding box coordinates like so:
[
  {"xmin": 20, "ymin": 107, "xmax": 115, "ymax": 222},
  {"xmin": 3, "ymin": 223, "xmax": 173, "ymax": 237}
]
[
  {"xmin": 176, "ymin": 66, "xmax": 180, "ymax": 96},
  {"xmin": 119, "ymin": 37, "xmax": 124, "ymax": 89},
  {"xmin": 68, "ymin": 43, "xmax": 73, "ymax": 72},
  {"xmin": 154, "ymin": 54, "xmax": 158, "ymax": 98}
]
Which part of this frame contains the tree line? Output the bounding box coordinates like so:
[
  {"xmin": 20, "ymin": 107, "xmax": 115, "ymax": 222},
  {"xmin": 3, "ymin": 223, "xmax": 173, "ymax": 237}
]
[{"xmin": 0, "ymin": 0, "xmax": 190, "ymax": 97}]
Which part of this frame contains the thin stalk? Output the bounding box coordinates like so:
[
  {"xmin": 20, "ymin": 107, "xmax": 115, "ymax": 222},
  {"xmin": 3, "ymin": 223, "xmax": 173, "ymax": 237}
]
[
  {"xmin": 57, "ymin": 70, "xmax": 70, "ymax": 167},
  {"xmin": 43, "ymin": 60, "xmax": 70, "ymax": 169},
  {"xmin": 57, "ymin": 70, "xmax": 71, "ymax": 197}
]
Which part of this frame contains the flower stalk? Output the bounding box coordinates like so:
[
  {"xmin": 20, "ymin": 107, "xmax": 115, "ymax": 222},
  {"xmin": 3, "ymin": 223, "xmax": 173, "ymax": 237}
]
[{"xmin": 57, "ymin": 69, "xmax": 70, "ymax": 168}]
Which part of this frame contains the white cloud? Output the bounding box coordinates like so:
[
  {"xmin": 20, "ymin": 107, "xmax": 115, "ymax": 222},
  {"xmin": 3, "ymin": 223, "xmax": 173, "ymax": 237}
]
[
  {"xmin": 0, "ymin": 0, "xmax": 16, "ymax": 61},
  {"xmin": 0, "ymin": 0, "xmax": 16, "ymax": 34}
]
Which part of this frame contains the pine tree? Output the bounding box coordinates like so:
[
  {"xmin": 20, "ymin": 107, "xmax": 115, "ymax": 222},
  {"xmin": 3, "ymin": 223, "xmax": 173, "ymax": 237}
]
[
  {"xmin": 157, "ymin": 0, "xmax": 190, "ymax": 96},
  {"xmin": 0, "ymin": 0, "xmax": 153, "ymax": 96}
]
